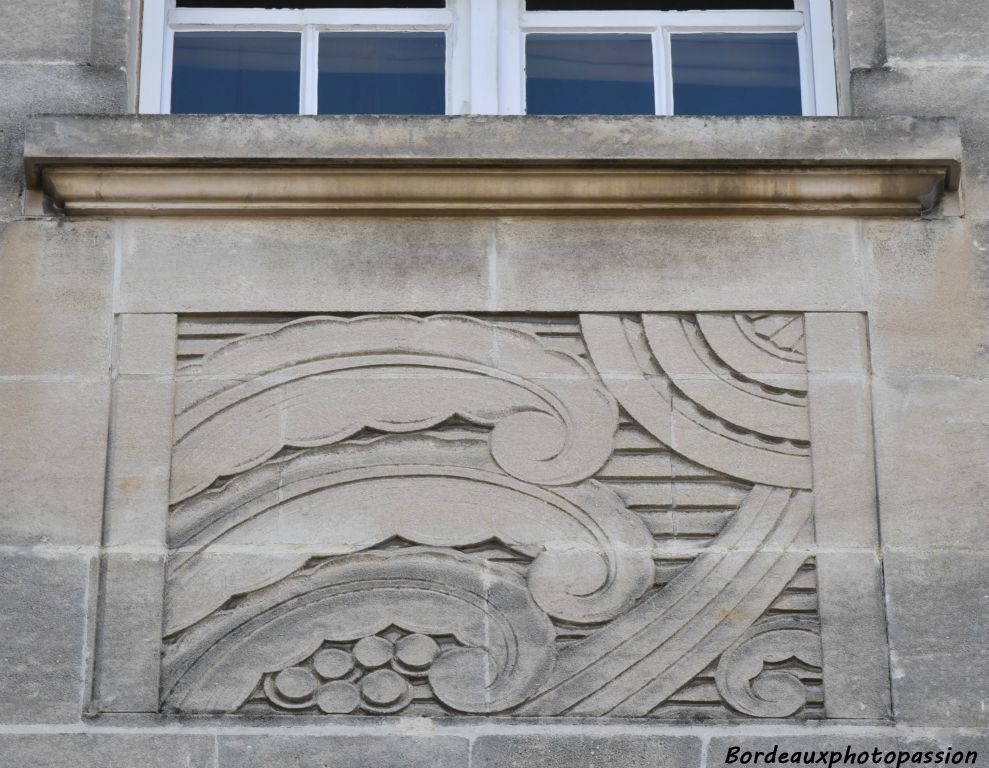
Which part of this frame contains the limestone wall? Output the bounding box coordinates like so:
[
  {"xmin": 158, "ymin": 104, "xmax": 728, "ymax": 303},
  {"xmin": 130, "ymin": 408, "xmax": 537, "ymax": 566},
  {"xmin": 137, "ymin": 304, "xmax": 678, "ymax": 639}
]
[{"xmin": 0, "ymin": 2, "xmax": 985, "ymax": 766}]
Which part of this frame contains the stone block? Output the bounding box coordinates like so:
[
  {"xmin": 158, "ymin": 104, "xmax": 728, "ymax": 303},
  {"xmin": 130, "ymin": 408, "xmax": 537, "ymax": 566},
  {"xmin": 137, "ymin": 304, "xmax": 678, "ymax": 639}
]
[
  {"xmin": 0, "ymin": 735, "xmax": 215, "ymax": 768},
  {"xmin": 815, "ymin": 552, "xmax": 891, "ymax": 718},
  {"xmin": 873, "ymin": 376, "xmax": 989, "ymax": 549},
  {"xmin": 0, "ymin": 219, "xmax": 113, "ymax": 377},
  {"xmin": 0, "ymin": 63, "xmax": 125, "ymax": 216},
  {"xmin": 0, "ymin": 380, "xmax": 110, "ymax": 546},
  {"xmin": 864, "ymin": 219, "xmax": 988, "ymax": 378},
  {"xmin": 117, "ymin": 217, "xmax": 493, "ymax": 313},
  {"xmin": 493, "ymin": 217, "xmax": 864, "ymax": 311},
  {"xmin": 885, "ymin": 551, "xmax": 989, "ymax": 725},
  {"xmin": 218, "ymin": 735, "xmax": 468, "ymax": 768},
  {"xmin": 104, "ymin": 378, "xmax": 175, "ymax": 548},
  {"xmin": 471, "ymin": 735, "xmax": 702, "ymax": 768},
  {"xmin": 884, "ymin": 0, "xmax": 989, "ymax": 63},
  {"xmin": 117, "ymin": 314, "xmax": 178, "ymax": 376},
  {"xmin": 853, "ymin": 65, "xmax": 989, "ymax": 214},
  {"xmin": 0, "ymin": 0, "xmax": 92, "ymax": 64},
  {"xmin": 92, "ymin": 553, "xmax": 166, "ymax": 712},
  {"xmin": 0, "ymin": 550, "xmax": 93, "ymax": 724},
  {"xmin": 805, "ymin": 313, "xmax": 878, "ymax": 549},
  {"xmin": 842, "ymin": 0, "xmax": 887, "ymax": 70},
  {"xmin": 90, "ymin": 0, "xmax": 134, "ymax": 69}
]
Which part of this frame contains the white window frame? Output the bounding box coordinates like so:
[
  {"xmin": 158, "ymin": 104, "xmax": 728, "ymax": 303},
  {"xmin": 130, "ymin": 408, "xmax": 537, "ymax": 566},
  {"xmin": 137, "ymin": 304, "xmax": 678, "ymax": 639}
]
[
  {"xmin": 138, "ymin": 0, "xmax": 470, "ymax": 114},
  {"xmin": 138, "ymin": 0, "xmax": 837, "ymax": 116}
]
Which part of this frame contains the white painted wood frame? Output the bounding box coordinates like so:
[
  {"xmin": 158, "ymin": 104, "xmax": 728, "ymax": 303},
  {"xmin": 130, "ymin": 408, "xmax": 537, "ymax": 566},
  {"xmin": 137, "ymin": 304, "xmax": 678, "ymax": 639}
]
[{"xmin": 138, "ymin": 0, "xmax": 837, "ymax": 116}]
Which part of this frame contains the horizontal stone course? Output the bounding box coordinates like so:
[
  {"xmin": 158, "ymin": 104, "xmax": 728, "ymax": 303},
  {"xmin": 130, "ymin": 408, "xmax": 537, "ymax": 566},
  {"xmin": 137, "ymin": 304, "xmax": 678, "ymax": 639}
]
[
  {"xmin": 0, "ymin": 734, "xmax": 215, "ymax": 768},
  {"xmin": 471, "ymin": 734, "xmax": 703, "ymax": 768},
  {"xmin": 218, "ymin": 734, "xmax": 468, "ymax": 768}
]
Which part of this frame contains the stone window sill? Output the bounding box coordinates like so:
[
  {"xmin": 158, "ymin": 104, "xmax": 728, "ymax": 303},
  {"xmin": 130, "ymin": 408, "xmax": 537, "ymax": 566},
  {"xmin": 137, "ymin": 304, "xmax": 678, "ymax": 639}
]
[{"xmin": 24, "ymin": 115, "xmax": 962, "ymax": 218}]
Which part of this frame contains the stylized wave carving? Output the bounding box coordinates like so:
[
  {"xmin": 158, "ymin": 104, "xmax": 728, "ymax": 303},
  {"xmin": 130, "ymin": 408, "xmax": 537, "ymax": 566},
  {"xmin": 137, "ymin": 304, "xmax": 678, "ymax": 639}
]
[
  {"xmin": 694, "ymin": 313, "xmax": 808, "ymax": 391},
  {"xmin": 519, "ymin": 485, "xmax": 813, "ymax": 716},
  {"xmin": 170, "ymin": 315, "xmax": 618, "ymax": 502},
  {"xmin": 715, "ymin": 616, "xmax": 822, "ymax": 718},
  {"xmin": 162, "ymin": 549, "xmax": 556, "ymax": 714},
  {"xmin": 580, "ymin": 314, "xmax": 812, "ymax": 489},
  {"xmin": 165, "ymin": 435, "xmax": 655, "ymax": 634},
  {"xmin": 641, "ymin": 314, "xmax": 809, "ymax": 440}
]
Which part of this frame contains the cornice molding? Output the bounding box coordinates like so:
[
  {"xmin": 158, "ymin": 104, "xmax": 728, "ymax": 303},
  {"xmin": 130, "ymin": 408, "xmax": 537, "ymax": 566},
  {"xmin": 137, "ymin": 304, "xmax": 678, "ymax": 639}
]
[{"xmin": 25, "ymin": 116, "xmax": 962, "ymax": 218}]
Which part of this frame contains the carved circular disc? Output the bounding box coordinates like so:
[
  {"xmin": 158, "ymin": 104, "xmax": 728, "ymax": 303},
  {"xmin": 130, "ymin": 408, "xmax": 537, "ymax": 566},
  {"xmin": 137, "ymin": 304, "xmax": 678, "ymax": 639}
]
[
  {"xmin": 313, "ymin": 648, "xmax": 354, "ymax": 680},
  {"xmin": 315, "ymin": 681, "xmax": 361, "ymax": 714},
  {"xmin": 273, "ymin": 667, "xmax": 318, "ymax": 702},
  {"xmin": 394, "ymin": 634, "xmax": 439, "ymax": 670},
  {"xmin": 353, "ymin": 636, "xmax": 394, "ymax": 669},
  {"xmin": 361, "ymin": 669, "xmax": 410, "ymax": 707}
]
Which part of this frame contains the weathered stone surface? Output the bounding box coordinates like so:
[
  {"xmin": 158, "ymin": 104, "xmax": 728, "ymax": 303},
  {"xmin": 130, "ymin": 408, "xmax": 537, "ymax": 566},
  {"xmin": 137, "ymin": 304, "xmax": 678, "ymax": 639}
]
[
  {"xmin": 0, "ymin": 63, "xmax": 124, "ymax": 216},
  {"xmin": 864, "ymin": 219, "xmax": 988, "ymax": 378},
  {"xmin": 0, "ymin": 551, "xmax": 93, "ymax": 724},
  {"xmin": 815, "ymin": 552, "xmax": 891, "ymax": 719},
  {"xmin": 0, "ymin": 735, "xmax": 215, "ymax": 768},
  {"xmin": 873, "ymin": 377, "xmax": 989, "ymax": 549},
  {"xmin": 885, "ymin": 551, "xmax": 989, "ymax": 726},
  {"xmin": 885, "ymin": 0, "xmax": 989, "ymax": 63},
  {"xmin": 842, "ymin": 0, "xmax": 887, "ymax": 70},
  {"xmin": 93, "ymin": 553, "xmax": 166, "ymax": 712},
  {"xmin": 117, "ymin": 218, "xmax": 491, "ymax": 313},
  {"xmin": 0, "ymin": 220, "xmax": 113, "ymax": 377},
  {"xmin": 472, "ymin": 735, "xmax": 702, "ymax": 768},
  {"xmin": 0, "ymin": 380, "xmax": 110, "ymax": 546},
  {"xmin": 493, "ymin": 217, "xmax": 864, "ymax": 311},
  {"xmin": 805, "ymin": 313, "xmax": 878, "ymax": 549},
  {"xmin": 0, "ymin": 0, "xmax": 93, "ymax": 64},
  {"xmin": 89, "ymin": 0, "xmax": 133, "ymax": 69},
  {"xmin": 853, "ymin": 65, "xmax": 989, "ymax": 214},
  {"xmin": 218, "ymin": 736, "xmax": 468, "ymax": 768},
  {"xmin": 24, "ymin": 115, "xmax": 963, "ymax": 171}
]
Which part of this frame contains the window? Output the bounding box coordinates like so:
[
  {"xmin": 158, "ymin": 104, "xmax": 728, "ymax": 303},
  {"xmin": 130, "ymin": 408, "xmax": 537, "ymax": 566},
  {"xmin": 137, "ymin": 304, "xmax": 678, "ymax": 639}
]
[{"xmin": 139, "ymin": 0, "xmax": 836, "ymax": 116}]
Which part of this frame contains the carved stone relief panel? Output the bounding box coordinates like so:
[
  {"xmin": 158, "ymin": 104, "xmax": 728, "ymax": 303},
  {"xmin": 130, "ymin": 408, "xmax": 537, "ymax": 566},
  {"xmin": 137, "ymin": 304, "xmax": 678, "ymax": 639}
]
[{"xmin": 95, "ymin": 312, "xmax": 890, "ymax": 721}]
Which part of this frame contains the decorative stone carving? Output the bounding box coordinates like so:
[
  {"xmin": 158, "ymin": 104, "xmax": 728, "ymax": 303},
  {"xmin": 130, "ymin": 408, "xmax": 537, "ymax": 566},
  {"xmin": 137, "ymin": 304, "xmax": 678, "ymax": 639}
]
[
  {"xmin": 715, "ymin": 616, "xmax": 823, "ymax": 718},
  {"xmin": 161, "ymin": 313, "xmax": 824, "ymax": 718}
]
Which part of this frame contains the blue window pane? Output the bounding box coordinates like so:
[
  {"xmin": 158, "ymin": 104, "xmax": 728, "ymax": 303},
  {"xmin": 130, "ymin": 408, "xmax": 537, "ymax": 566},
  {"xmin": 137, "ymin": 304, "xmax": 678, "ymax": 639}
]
[
  {"xmin": 171, "ymin": 32, "xmax": 301, "ymax": 114},
  {"xmin": 526, "ymin": 34, "xmax": 654, "ymax": 115},
  {"xmin": 671, "ymin": 33, "xmax": 802, "ymax": 116},
  {"xmin": 318, "ymin": 33, "xmax": 445, "ymax": 115}
]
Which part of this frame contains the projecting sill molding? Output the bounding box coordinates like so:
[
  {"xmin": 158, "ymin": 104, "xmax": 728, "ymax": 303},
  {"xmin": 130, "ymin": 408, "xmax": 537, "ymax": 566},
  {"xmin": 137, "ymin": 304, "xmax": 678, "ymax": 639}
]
[{"xmin": 25, "ymin": 115, "xmax": 962, "ymax": 218}]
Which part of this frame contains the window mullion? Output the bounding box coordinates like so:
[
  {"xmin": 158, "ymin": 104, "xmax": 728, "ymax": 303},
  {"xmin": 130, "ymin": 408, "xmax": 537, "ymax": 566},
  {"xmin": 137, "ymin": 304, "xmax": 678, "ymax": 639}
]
[
  {"xmin": 653, "ymin": 24, "xmax": 669, "ymax": 115},
  {"xmin": 301, "ymin": 25, "xmax": 318, "ymax": 115},
  {"xmin": 498, "ymin": 0, "xmax": 524, "ymax": 114},
  {"xmin": 468, "ymin": 0, "xmax": 499, "ymax": 114}
]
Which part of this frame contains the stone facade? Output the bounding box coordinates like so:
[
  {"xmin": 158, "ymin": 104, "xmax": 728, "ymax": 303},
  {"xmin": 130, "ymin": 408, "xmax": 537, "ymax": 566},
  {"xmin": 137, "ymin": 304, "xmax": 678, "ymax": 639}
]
[{"xmin": 1, "ymin": 2, "xmax": 987, "ymax": 767}]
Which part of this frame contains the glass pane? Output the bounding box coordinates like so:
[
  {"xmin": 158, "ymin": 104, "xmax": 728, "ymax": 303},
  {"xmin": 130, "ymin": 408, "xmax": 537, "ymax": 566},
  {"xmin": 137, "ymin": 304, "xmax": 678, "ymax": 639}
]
[
  {"xmin": 171, "ymin": 32, "xmax": 300, "ymax": 114},
  {"xmin": 671, "ymin": 33, "xmax": 802, "ymax": 116},
  {"xmin": 526, "ymin": 34, "xmax": 654, "ymax": 115},
  {"xmin": 177, "ymin": 1, "xmax": 444, "ymax": 7},
  {"xmin": 318, "ymin": 33, "xmax": 446, "ymax": 115},
  {"xmin": 527, "ymin": 1, "xmax": 793, "ymax": 9}
]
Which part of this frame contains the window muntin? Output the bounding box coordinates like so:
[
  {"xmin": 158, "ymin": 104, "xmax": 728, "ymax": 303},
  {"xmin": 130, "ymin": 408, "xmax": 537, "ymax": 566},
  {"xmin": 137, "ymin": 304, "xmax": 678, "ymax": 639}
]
[{"xmin": 139, "ymin": 0, "xmax": 836, "ymax": 116}]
